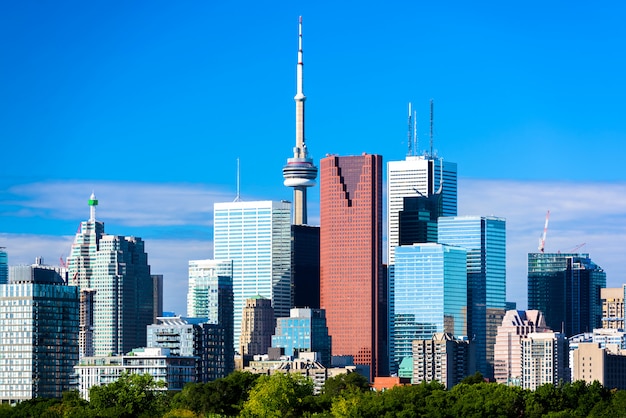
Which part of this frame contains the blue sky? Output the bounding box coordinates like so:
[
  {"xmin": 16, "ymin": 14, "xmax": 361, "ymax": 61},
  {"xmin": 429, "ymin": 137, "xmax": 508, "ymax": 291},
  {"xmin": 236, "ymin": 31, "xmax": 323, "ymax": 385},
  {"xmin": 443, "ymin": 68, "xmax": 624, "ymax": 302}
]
[{"xmin": 1, "ymin": 1, "xmax": 626, "ymax": 315}]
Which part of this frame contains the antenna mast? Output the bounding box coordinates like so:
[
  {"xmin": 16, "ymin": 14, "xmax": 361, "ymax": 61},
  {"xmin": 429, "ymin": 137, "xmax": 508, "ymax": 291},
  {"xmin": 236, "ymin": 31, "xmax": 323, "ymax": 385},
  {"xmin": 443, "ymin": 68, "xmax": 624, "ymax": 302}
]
[
  {"xmin": 407, "ymin": 102, "xmax": 412, "ymax": 156},
  {"xmin": 429, "ymin": 99, "xmax": 434, "ymax": 158},
  {"xmin": 234, "ymin": 158, "xmax": 241, "ymax": 202},
  {"xmin": 413, "ymin": 109, "xmax": 418, "ymax": 156}
]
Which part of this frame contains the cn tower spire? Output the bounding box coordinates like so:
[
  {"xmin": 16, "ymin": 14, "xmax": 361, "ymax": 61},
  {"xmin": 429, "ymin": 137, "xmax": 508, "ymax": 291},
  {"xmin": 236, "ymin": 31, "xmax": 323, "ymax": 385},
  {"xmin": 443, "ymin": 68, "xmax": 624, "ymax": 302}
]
[{"xmin": 283, "ymin": 16, "xmax": 318, "ymax": 225}]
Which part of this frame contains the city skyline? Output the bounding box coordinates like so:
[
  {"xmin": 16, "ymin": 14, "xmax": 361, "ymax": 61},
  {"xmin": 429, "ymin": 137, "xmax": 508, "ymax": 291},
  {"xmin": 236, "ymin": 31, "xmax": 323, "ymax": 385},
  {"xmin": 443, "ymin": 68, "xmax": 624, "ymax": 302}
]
[{"xmin": 2, "ymin": 2, "xmax": 626, "ymax": 315}]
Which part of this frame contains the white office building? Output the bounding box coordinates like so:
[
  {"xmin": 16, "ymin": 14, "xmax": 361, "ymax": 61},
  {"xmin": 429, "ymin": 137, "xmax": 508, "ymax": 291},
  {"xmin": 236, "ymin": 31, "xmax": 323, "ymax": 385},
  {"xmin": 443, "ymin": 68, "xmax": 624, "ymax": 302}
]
[{"xmin": 213, "ymin": 201, "xmax": 291, "ymax": 352}]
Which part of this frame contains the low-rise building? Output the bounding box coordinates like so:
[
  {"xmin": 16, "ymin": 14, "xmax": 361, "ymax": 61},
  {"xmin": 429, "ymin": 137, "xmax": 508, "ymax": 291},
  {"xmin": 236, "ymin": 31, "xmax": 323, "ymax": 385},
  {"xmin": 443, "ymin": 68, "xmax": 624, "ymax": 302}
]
[{"xmin": 572, "ymin": 342, "xmax": 626, "ymax": 389}]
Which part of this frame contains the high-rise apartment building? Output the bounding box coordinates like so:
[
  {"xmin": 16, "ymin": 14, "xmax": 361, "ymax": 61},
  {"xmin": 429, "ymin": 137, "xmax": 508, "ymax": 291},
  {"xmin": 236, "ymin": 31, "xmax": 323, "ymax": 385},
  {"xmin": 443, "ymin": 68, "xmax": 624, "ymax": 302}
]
[
  {"xmin": 272, "ymin": 308, "xmax": 332, "ymax": 366},
  {"xmin": 67, "ymin": 194, "xmax": 154, "ymax": 356},
  {"xmin": 320, "ymin": 154, "xmax": 384, "ymax": 379},
  {"xmin": 438, "ymin": 216, "xmax": 506, "ymax": 379},
  {"xmin": 0, "ymin": 268, "xmax": 79, "ymax": 403},
  {"xmin": 601, "ymin": 286, "xmax": 625, "ymax": 330},
  {"xmin": 0, "ymin": 247, "xmax": 7, "ymax": 285},
  {"xmin": 239, "ymin": 296, "xmax": 275, "ymax": 359},
  {"xmin": 391, "ymin": 243, "xmax": 468, "ymax": 373},
  {"xmin": 493, "ymin": 309, "xmax": 549, "ymax": 386},
  {"xmin": 213, "ymin": 200, "xmax": 291, "ymax": 352},
  {"xmin": 387, "ymin": 155, "xmax": 457, "ymax": 266},
  {"xmin": 528, "ymin": 253, "xmax": 606, "ymax": 337},
  {"xmin": 522, "ymin": 331, "xmax": 569, "ymax": 390},
  {"xmin": 187, "ymin": 259, "xmax": 233, "ymax": 324},
  {"xmin": 412, "ymin": 333, "xmax": 474, "ymax": 388}
]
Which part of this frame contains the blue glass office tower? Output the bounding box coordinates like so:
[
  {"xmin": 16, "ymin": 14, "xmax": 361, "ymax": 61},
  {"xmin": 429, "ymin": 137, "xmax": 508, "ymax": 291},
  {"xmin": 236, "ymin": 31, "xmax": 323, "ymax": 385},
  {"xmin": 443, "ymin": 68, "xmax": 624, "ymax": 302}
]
[
  {"xmin": 271, "ymin": 308, "xmax": 332, "ymax": 366},
  {"xmin": 438, "ymin": 216, "xmax": 506, "ymax": 379},
  {"xmin": 0, "ymin": 248, "xmax": 7, "ymax": 285},
  {"xmin": 392, "ymin": 243, "xmax": 467, "ymax": 372},
  {"xmin": 528, "ymin": 252, "xmax": 606, "ymax": 337}
]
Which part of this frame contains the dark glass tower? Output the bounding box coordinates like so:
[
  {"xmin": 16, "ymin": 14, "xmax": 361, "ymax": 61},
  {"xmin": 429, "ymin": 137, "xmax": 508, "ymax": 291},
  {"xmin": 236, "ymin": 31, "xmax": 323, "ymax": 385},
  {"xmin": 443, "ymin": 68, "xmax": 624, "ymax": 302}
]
[
  {"xmin": 528, "ymin": 253, "xmax": 606, "ymax": 336},
  {"xmin": 292, "ymin": 225, "xmax": 320, "ymax": 309}
]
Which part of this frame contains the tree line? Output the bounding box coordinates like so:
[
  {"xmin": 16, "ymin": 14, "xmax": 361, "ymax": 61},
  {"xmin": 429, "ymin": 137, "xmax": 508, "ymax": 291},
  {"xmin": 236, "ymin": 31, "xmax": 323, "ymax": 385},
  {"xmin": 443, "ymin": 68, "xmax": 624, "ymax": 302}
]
[{"xmin": 2, "ymin": 371, "xmax": 626, "ymax": 417}]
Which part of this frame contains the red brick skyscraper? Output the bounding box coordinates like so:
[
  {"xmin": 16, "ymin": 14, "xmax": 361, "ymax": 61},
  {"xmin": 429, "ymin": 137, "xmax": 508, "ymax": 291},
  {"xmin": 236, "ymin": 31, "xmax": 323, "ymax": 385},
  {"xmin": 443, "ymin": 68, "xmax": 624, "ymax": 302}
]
[{"xmin": 320, "ymin": 154, "xmax": 384, "ymax": 379}]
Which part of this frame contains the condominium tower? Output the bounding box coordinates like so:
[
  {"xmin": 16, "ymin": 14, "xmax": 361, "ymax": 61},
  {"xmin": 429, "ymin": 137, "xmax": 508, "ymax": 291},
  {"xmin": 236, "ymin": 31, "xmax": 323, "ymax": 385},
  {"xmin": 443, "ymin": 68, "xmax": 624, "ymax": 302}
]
[
  {"xmin": 320, "ymin": 154, "xmax": 384, "ymax": 379},
  {"xmin": 438, "ymin": 216, "xmax": 506, "ymax": 379},
  {"xmin": 67, "ymin": 194, "xmax": 154, "ymax": 356},
  {"xmin": 213, "ymin": 200, "xmax": 291, "ymax": 351},
  {"xmin": 528, "ymin": 252, "xmax": 606, "ymax": 336}
]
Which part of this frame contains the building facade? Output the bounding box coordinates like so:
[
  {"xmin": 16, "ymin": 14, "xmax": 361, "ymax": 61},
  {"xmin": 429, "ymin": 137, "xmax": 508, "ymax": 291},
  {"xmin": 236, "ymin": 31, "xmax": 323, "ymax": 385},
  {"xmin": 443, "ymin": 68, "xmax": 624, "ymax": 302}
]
[
  {"xmin": 493, "ymin": 310, "xmax": 550, "ymax": 386},
  {"xmin": 391, "ymin": 243, "xmax": 467, "ymax": 373},
  {"xmin": 291, "ymin": 225, "xmax": 320, "ymax": 309},
  {"xmin": 522, "ymin": 331, "xmax": 569, "ymax": 390},
  {"xmin": 412, "ymin": 333, "xmax": 473, "ymax": 388},
  {"xmin": 437, "ymin": 216, "xmax": 506, "ymax": 379},
  {"xmin": 0, "ymin": 271, "xmax": 79, "ymax": 403},
  {"xmin": 601, "ymin": 286, "xmax": 625, "ymax": 330},
  {"xmin": 0, "ymin": 247, "xmax": 7, "ymax": 285},
  {"xmin": 239, "ymin": 296, "xmax": 275, "ymax": 359},
  {"xmin": 320, "ymin": 154, "xmax": 385, "ymax": 379},
  {"xmin": 74, "ymin": 347, "xmax": 196, "ymax": 401},
  {"xmin": 213, "ymin": 200, "xmax": 291, "ymax": 352},
  {"xmin": 572, "ymin": 342, "xmax": 626, "ymax": 390},
  {"xmin": 67, "ymin": 194, "xmax": 154, "ymax": 356},
  {"xmin": 528, "ymin": 253, "xmax": 606, "ymax": 337},
  {"xmin": 272, "ymin": 308, "xmax": 332, "ymax": 366},
  {"xmin": 187, "ymin": 259, "xmax": 233, "ymax": 324}
]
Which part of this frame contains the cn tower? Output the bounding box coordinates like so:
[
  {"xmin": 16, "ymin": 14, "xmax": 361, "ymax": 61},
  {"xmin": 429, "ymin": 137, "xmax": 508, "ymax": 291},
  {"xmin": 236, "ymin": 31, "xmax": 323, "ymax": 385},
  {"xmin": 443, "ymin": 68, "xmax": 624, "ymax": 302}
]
[{"xmin": 283, "ymin": 16, "xmax": 317, "ymax": 225}]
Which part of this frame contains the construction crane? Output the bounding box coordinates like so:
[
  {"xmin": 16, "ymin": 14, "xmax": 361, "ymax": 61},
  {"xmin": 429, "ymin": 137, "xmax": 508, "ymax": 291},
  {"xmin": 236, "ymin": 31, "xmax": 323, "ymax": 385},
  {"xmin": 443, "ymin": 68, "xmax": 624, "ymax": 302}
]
[{"xmin": 538, "ymin": 210, "xmax": 550, "ymax": 253}]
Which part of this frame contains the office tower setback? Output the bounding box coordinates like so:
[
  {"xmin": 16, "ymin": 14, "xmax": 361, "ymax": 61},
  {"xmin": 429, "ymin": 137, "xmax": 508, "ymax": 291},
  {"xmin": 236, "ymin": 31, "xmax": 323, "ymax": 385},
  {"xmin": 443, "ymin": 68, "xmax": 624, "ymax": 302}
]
[
  {"xmin": 0, "ymin": 269, "xmax": 79, "ymax": 403},
  {"xmin": 493, "ymin": 309, "xmax": 549, "ymax": 386},
  {"xmin": 187, "ymin": 259, "xmax": 234, "ymax": 323},
  {"xmin": 522, "ymin": 331, "xmax": 569, "ymax": 390},
  {"xmin": 67, "ymin": 194, "xmax": 154, "ymax": 356},
  {"xmin": 213, "ymin": 200, "xmax": 291, "ymax": 351},
  {"xmin": 391, "ymin": 243, "xmax": 468, "ymax": 373},
  {"xmin": 0, "ymin": 247, "xmax": 7, "ymax": 285},
  {"xmin": 387, "ymin": 155, "xmax": 457, "ymax": 266},
  {"xmin": 438, "ymin": 216, "xmax": 506, "ymax": 379},
  {"xmin": 152, "ymin": 274, "xmax": 163, "ymax": 322},
  {"xmin": 320, "ymin": 154, "xmax": 384, "ymax": 379},
  {"xmin": 528, "ymin": 253, "xmax": 606, "ymax": 337},
  {"xmin": 283, "ymin": 17, "xmax": 317, "ymax": 226},
  {"xmin": 601, "ymin": 286, "xmax": 625, "ymax": 330},
  {"xmin": 272, "ymin": 308, "xmax": 332, "ymax": 366},
  {"xmin": 412, "ymin": 333, "xmax": 474, "ymax": 388},
  {"xmin": 291, "ymin": 225, "xmax": 320, "ymax": 309},
  {"xmin": 240, "ymin": 296, "xmax": 275, "ymax": 358}
]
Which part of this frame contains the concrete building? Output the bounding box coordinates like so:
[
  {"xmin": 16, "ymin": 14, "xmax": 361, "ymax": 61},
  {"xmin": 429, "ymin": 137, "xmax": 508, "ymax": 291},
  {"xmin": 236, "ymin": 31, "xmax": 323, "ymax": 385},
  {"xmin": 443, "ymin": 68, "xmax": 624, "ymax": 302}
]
[
  {"xmin": 493, "ymin": 310, "xmax": 550, "ymax": 386},
  {"xmin": 412, "ymin": 333, "xmax": 474, "ymax": 389},
  {"xmin": 391, "ymin": 243, "xmax": 467, "ymax": 373},
  {"xmin": 147, "ymin": 316, "xmax": 234, "ymax": 382},
  {"xmin": 282, "ymin": 17, "xmax": 317, "ymax": 226},
  {"xmin": 213, "ymin": 200, "xmax": 291, "ymax": 352},
  {"xmin": 528, "ymin": 252, "xmax": 605, "ymax": 337},
  {"xmin": 272, "ymin": 308, "xmax": 332, "ymax": 367},
  {"xmin": 74, "ymin": 347, "xmax": 196, "ymax": 401},
  {"xmin": 572, "ymin": 342, "xmax": 626, "ymax": 390},
  {"xmin": 320, "ymin": 153, "xmax": 385, "ymax": 379},
  {"xmin": 240, "ymin": 296, "xmax": 275, "ymax": 360},
  {"xmin": 522, "ymin": 332, "xmax": 569, "ymax": 390},
  {"xmin": 67, "ymin": 194, "xmax": 154, "ymax": 356},
  {"xmin": 601, "ymin": 286, "xmax": 625, "ymax": 330},
  {"xmin": 0, "ymin": 267, "xmax": 79, "ymax": 403},
  {"xmin": 437, "ymin": 216, "xmax": 506, "ymax": 379}
]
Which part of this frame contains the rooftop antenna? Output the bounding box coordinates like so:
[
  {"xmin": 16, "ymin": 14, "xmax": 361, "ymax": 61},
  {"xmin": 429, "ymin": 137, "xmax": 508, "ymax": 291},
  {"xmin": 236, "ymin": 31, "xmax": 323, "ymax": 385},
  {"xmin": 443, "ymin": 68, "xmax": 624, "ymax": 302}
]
[
  {"xmin": 413, "ymin": 109, "xmax": 418, "ymax": 156},
  {"xmin": 234, "ymin": 158, "xmax": 242, "ymax": 202},
  {"xmin": 406, "ymin": 102, "xmax": 412, "ymax": 156},
  {"xmin": 429, "ymin": 99, "xmax": 434, "ymax": 158}
]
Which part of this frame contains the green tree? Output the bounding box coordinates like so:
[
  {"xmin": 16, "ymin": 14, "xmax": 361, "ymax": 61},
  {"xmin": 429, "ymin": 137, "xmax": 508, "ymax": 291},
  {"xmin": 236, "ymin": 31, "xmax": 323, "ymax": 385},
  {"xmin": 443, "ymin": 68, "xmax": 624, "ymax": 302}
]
[
  {"xmin": 89, "ymin": 372, "xmax": 167, "ymax": 417},
  {"xmin": 240, "ymin": 373, "xmax": 314, "ymax": 418}
]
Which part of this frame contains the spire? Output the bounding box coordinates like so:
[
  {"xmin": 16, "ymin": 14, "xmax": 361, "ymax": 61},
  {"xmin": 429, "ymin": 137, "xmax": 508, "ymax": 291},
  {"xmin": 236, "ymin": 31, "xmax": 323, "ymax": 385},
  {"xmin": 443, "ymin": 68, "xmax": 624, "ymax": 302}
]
[
  {"xmin": 88, "ymin": 192, "xmax": 98, "ymax": 222},
  {"xmin": 294, "ymin": 15, "xmax": 306, "ymax": 159}
]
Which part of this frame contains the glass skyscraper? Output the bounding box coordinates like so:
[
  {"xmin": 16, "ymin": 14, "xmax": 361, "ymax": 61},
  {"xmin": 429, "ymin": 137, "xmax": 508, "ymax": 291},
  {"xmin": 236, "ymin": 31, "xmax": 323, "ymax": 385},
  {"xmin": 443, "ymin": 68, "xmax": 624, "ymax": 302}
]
[
  {"xmin": 272, "ymin": 308, "xmax": 332, "ymax": 366},
  {"xmin": 0, "ymin": 269, "xmax": 79, "ymax": 403},
  {"xmin": 213, "ymin": 200, "xmax": 291, "ymax": 352},
  {"xmin": 187, "ymin": 259, "xmax": 233, "ymax": 323},
  {"xmin": 438, "ymin": 216, "xmax": 506, "ymax": 379},
  {"xmin": 528, "ymin": 252, "xmax": 606, "ymax": 337},
  {"xmin": 392, "ymin": 243, "xmax": 467, "ymax": 372},
  {"xmin": 0, "ymin": 247, "xmax": 7, "ymax": 285},
  {"xmin": 67, "ymin": 194, "xmax": 154, "ymax": 356}
]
